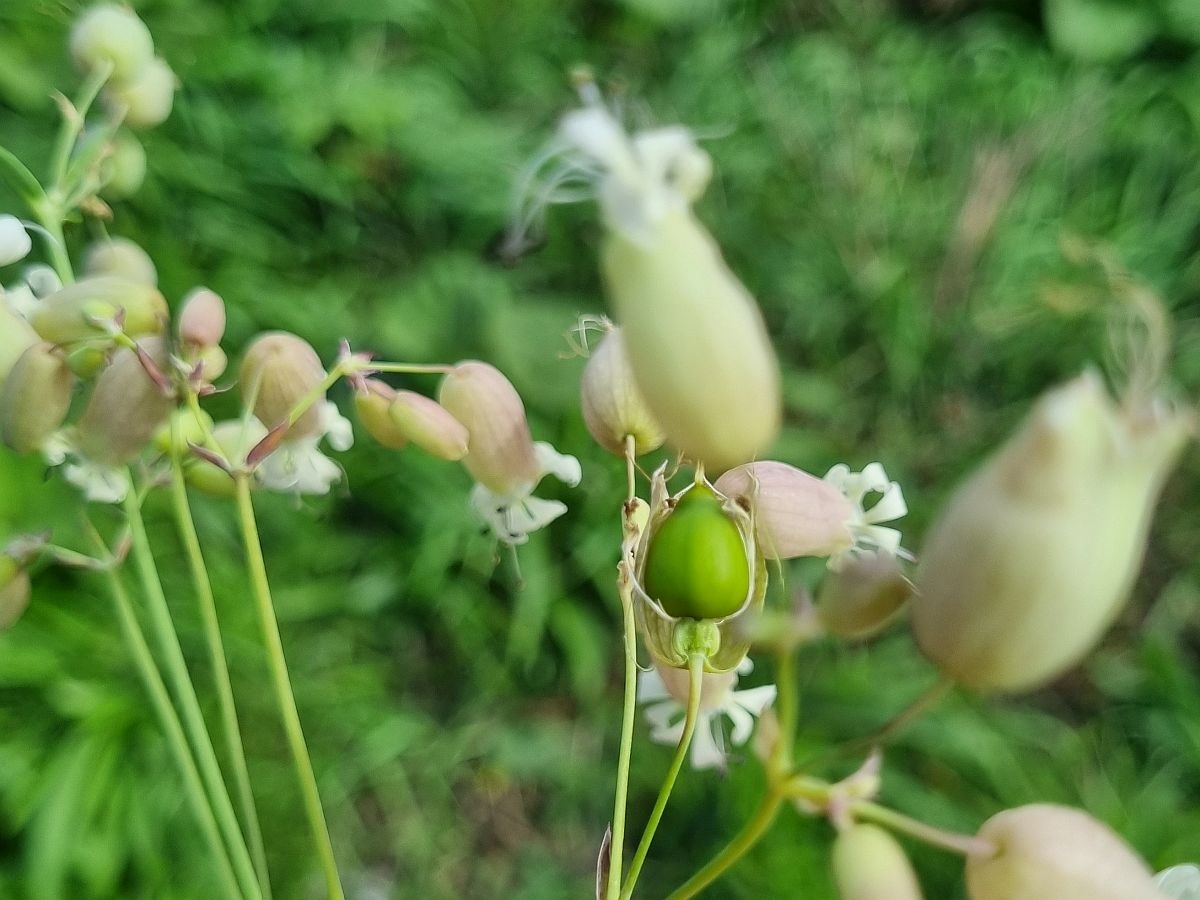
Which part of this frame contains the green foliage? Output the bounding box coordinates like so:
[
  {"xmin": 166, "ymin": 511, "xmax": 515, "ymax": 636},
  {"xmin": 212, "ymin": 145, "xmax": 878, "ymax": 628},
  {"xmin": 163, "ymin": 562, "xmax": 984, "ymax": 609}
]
[{"xmin": 1, "ymin": 0, "xmax": 1199, "ymax": 897}]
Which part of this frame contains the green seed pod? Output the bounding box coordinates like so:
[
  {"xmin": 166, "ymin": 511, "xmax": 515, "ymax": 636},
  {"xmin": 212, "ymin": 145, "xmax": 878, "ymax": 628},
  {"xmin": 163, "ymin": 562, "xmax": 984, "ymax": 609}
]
[
  {"xmin": 390, "ymin": 390, "xmax": 469, "ymax": 461},
  {"xmin": 832, "ymin": 824, "xmax": 924, "ymax": 900},
  {"xmin": 913, "ymin": 372, "xmax": 1192, "ymax": 693},
  {"xmin": 153, "ymin": 406, "xmax": 215, "ymax": 456},
  {"xmin": 32, "ymin": 276, "xmax": 167, "ymax": 344},
  {"xmin": 84, "ymin": 236, "xmax": 157, "ymax": 286},
  {"xmin": 185, "ymin": 420, "xmax": 266, "ymax": 498},
  {"xmin": 643, "ymin": 482, "xmax": 751, "ymax": 619},
  {"xmin": 580, "ymin": 324, "xmax": 665, "ymax": 456},
  {"xmin": 354, "ymin": 379, "xmax": 408, "ymax": 449},
  {"xmin": 100, "ymin": 130, "xmax": 147, "ymax": 199},
  {"xmin": 0, "ymin": 302, "xmax": 40, "ymax": 393},
  {"xmin": 601, "ymin": 210, "xmax": 781, "ymax": 472},
  {"xmin": 966, "ymin": 804, "xmax": 1161, "ymax": 900},
  {"xmin": 105, "ymin": 57, "xmax": 175, "ymax": 129},
  {"xmin": 76, "ymin": 338, "xmax": 172, "ymax": 465},
  {"xmin": 66, "ymin": 345, "xmax": 110, "ymax": 378},
  {"xmin": 239, "ymin": 331, "xmax": 326, "ymax": 438},
  {"xmin": 70, "ymin": 4, "xmax": 154, "ymax": 82},
  {"xmin": 1, "ymin": 343, "xmax": 75, "ymax": 453},
  {"xmin": 819, "ymin": 551, "xmax": 913, "ymax": 640},
  {"xmin": 0, "ymin": 556, "xmax": 31, "ymax": 630},
  {"xmin": 631, "ymin": 471, "xmax": 766, "ymax": 672}
]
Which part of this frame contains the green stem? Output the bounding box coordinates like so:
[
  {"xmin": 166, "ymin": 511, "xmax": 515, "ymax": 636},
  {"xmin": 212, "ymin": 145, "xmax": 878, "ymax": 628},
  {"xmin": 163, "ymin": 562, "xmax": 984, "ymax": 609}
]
[
  {"xmin": 363, "ymin": 361, "xmax": 453, "ymax": 376},
  {"xmin": 619, "ymin": 653, "xmax": 704, "ymax": 900},
  {"xmin": 233, "ymin": 475, "xmax": 345, "ymax": 900},
  {"xmin": 770, "ymin": 646, "xmax": 798, "ymax": 778},
  {"xmin": 97, "ymin": 562, "xmax": 243, "ymax": 899},
  {"xmin": 849, "ymin": 801, "xmax": 995, "ymax": 858},
  {"xmin": 606, "ymin": 575, "xmax": 640, "ymax": 900},
  {"xmin": 122, "ymin": 486, "xmax": 263, "ymax": 900},
  {"xmin": 169, "ymin": 445, "xmax": 273, "ymax": 899},
  {"xmin": 665, "ymin": 791, "xmax": 785, "ymax": 900},
  {"xmin": 47, "ymin": 62, "xmax": 112, "ymax": 192}
]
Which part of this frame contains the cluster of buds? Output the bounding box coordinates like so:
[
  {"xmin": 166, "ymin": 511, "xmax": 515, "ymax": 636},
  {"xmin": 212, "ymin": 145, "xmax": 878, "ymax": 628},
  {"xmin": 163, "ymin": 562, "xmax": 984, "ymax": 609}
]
[{"xmin": 71, "ymin": 5, "xmax": 176, "ymax": 130}]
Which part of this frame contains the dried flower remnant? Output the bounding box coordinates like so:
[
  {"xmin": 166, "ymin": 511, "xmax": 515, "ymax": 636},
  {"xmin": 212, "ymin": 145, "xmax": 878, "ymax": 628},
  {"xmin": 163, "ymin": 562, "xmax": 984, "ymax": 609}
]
[
  {"xmin": 638, "ymin": 658, "xmax": 776, "ymax": 771},
  {"xmin": 913, "ymin": 370, "xmax": 1192, "ymax": 693},
  {"xmin": 517, "ymin": 88, "xmax": 780, "ymax": 471},
  {"xmin": 580, "ymin": 322, "xmax": 664, "ymax": 456},
  {"xmin": 438, "ymin": 360, "xmax": 579, "ymax": 544},
  {"xmin": 965, "ymin": 804, "xmax": 1163, "ymax": 900}
]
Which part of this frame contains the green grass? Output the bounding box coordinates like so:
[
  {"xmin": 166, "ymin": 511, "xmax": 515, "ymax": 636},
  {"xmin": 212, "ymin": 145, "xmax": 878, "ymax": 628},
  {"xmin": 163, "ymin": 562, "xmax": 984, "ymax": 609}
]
[{"xmin": 1, "ymin": 0, "xmax": 1199, "ymax": 897}]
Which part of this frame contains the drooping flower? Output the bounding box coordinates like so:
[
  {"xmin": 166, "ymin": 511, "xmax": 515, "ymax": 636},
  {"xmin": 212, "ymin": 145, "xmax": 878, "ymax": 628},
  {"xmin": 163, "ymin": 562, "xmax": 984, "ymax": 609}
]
[
  {"xmin": 638, "ymin": 657, "xmax": 776, "ymax": 771},
  {"xmin": 438, "ymin": 361, "xmax": 580, "ymax": 544},
  {"xmin": 823, "ymin": 463, "xmax": 908, "ymax": 569}
]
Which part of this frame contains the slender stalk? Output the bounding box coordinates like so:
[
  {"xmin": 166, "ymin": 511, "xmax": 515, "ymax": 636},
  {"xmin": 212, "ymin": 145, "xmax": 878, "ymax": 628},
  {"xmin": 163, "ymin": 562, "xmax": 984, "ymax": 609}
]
[
  {"xmin": 98, "ymin": 562, "xmax": 243, "ymax": 899},
  {"xmin": 364, "ymin": 362, "xmax": 453, "ymax": 376},
  {"xmin": 122, "ymin": 487, "xmax": 263, "ymax": 900},
  {"xmin": 665, "ymin": 791, "xmax": 785, "ymax": 900},
  {"xmin": 619, "ymin": 653, "xmax": 704, "ymax": 900},
  {"xmin": 606, "ymin": 575, "xmax": 640, "ymax": 900},
  {"xmin": 47, "ymin": 62, "xmax": 112, "ymax": 191},
  {"xmin": 849, "ymin": 801, "xmax": 996, "ymax": 858},
  {"xmin": 168, "ymin": 444, "xmax": 273, "ymax": 899},
  {"xmin": 770, "ymin": 646, "xmax": 798, "ymax": 778},
  {"xmin": 233, "ymin": 475, "xmax": 345, "ymax": 900}
]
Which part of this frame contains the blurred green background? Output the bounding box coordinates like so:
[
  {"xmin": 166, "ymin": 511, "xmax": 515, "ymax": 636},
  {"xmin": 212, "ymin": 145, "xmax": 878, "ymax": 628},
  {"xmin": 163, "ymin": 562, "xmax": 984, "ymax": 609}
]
[{"xmin": 2, "ymin": 0, "xmax": 1200, "ymax": 897}]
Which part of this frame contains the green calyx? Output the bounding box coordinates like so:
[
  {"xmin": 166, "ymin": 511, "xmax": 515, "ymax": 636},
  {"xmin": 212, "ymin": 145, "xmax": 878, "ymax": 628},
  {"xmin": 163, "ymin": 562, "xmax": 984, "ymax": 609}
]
[{"xmin": 642, "ymin": 482, "xmax": 751, "ymax": 620}]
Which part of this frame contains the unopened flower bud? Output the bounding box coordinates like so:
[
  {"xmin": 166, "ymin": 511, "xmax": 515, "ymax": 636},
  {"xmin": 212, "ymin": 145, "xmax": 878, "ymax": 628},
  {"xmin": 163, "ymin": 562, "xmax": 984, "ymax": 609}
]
[
  {"xmin": 913, "ymin": 371, "xmax": 1193, "ymax": 693},
  {"xmin": 70, "ymin": 4, "xmax": 154, "ymax": 81},
  {"xmin": 580, "ymin": 324, "xmax": 664, "ymax": 456},
  {"xmin": 354, "ymin": 380, "xmax": 407, "ymax": 449},
  {"xmin": 76, "ymin": 337, "xmax": 172, "ymax": 465},
  {"xmin": 1, "ymin": 343, "xmax": 75, "ymax": 453},
  {"xmin": 966, "ymin": 804, "xmax": 1161, "ymax": 900},
  {"xmin": 239, "ymin": 331, "xmax": 326, "ymax": 438},
  {"xmin": 32, "ymin": 276, "xmax": 167, "ymax": 343},
  {"xmin": 0, "ymin": 555, "xmax": 31, "ymax": 630},
  {"xmin": 178, "ymin": 287, "xmax": 226, "ymax": 348},
  {"xmin": 100, "ymin": 130, "xmax": 147, "ymax": 198},
  {"xmin": 0, "ymin": 215, "xmax": 32, "ymax": 266},
  {"xmin": 818, "ymin": 551, "xmax": 912, "ymax": 640},
  {"xmin": 105, "ymin": 57, "xmax": 175, "ymax": 129},
  {"xmin": 0, "ymin": 304, "xmax": 40, "ymax": 391},
  {"xmin": 84, "ymin": 236, "xmax": 157, "ymax": 286},
  {"xmin": 154, "ymin": 406, "xmax": 214, "ymax": 456},
  {"xmin": 390, "ymin": 390, "xmax": 469, "ymax": 461},
  {"xmin": 833, "ymin": 824, "xmax": 924, "ymax": 900},
  {"xmin": 643, "ymin": 482, "xmax": 751, "ymax": 620},
  {"xmin": 438, "ymin": 361, "xmax": 541, "ymax": 495},
  {"xmin": 601, "ymin": 211, "xmax": 780, "ymax": 471},
  {"xmin": 715, "ymin": 461, "xmax": 855, "ymax": 560}
]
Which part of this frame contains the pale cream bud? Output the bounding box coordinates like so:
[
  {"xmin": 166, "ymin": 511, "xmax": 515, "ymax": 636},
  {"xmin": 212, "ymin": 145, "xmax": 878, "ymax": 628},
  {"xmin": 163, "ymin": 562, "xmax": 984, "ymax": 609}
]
[
  {"xmin": 438, "ymin": 361, "xmax": 540, "ymax": 495},
  {"xmin": 105, "ymin": 57, "xmax": 175, "ymax": 129},
  {"xmin": 601, "ymin": 210, "xmax": 781, "ymax": 471},
  {"xmin": 832, "ymin": 824, "xmax": 924, "ymax": 900},
  {"xmin": 0, "ymin": 556, "xmax": 31, "ymax": 630},
  {"xmin": 715, "ymin": 461, "xmax": 855, "ymax": 559},
  {"xmin": 70, "ymin": 4, "xmax": 154, "ymax": 82},
  {"xmin": 1, "ymin": 343, "xmax": 75, "ymax": 453},
  {"xmin": 0, "ymin": 303, "xmax": 41, "ymax": 393},
  {"xmin": 818, "ymin": 551, "xmax": 912, "ymax": 640},
  {"xmin": 390, "ymin": 390, "xmax": 469, "ymax": 461},
  {"xmin": 0, "ymin": 215, "xmax": 32, "ymax": 266},
  {"xmin": 966, "ymin": 804, "xmax": 1162, "ymax": 900},
  {"xmin": 32, "ymin": 276, "xmax": 167, "ymax": 343},
  {"xmin": 580, "ymin": 324, "xmax": 664, "ymax": 456},
  {"xmin": 353, "ymin": 380, "xmax": 407, "ymax": 449},
  {"xmin": 913, "ymin": 371, "xmax": 1193, "ymax": 693},
  {"xmin": 76, "ymin": 337, "xmax": 172, "ymax": 465},
  {"xmin": 84, "ymin": 236, "xmax": 157, "ymax": 286},
  {"xmin": 178, "ymin": 287, "xmax": 226, "ymax": 348},
  {"xmin": 239, "ymin": 331, "xmax": 326, "ymax": 439},
  {"xmin": 100, "ymin": 130, "xmax": 147, "ymax": 198}
]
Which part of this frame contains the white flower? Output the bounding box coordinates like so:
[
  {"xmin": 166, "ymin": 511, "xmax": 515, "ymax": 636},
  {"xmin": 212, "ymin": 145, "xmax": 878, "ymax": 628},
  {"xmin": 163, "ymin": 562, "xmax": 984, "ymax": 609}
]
[
  {"xmin": 42, "ymin": 431, "xmax": 131, "ymax": 504},
  {"xmin": 0, "ymin": 216, "xmax": 32, "ymax": 267},
  {"xmin": 469, "ymin": 441, "xmax": 581, "ymax": 545},
  {"xmin": 254, "ymin": 401, "xmax": 353, "ymax": 496},
  {"xmin": 638, "ymin": 658, "xmax": 777, "ymax": 771},
  {"xmin": 823, "ymin": 462, "xmax": 908, "ymax": 570},
  {"xmin": 1156, "ymin": 865, "xmax": 1200, "ymax": 899}
]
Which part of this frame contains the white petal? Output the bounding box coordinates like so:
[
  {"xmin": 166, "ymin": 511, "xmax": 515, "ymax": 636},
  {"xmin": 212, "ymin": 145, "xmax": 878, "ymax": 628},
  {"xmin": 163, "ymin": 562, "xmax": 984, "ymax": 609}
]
[
  {"xmin": 23, "ymin": 264, "xmax": 61, "ymax": 298},
  {"xmin": 856, "ymin": 524, "xmax": 903, "ymax": 555},
  {"xmin": 320, "ymin": 401, "xmax": 354, "ymax": 452},
  {"xmin": 558, "ymin": 107, "xmax": 637, "ymax": 182},
  {"xmin": 689, "ymin": 715, "xmax": 727, "ymax": 770},
  {"xmin": 0, "ymin": 215, "xmax": 32, "ymax": 267},
  {"xmin": 724, "ymin": 701, "xmax": 757, "ymax": 747},
  {"xmin": 637, "ymin": 667, "xmax": 671, "ymax": 703},
  {"xmin": 731, "ymin": 685, "xmax": 778, "ymax": 718},
  {"xmin": 533, "ymin": 441, "xmax": 581, "ymax": 487},
  {"xmin": 256, "ymin": 441, "xmax": 342, "ymax": 495},
  {"xmin": 64, "ymin": 461, "xmax": 130, "ymax": 504},
  {"xmin": 735, "ymin": 657, "xmax": 754, "ymax": 676},
  {"xmin": 645, "ymin": 702, "xmax": 685, "ymax": 745},
  {"xmin": 865, "ymin": 481, "xmax": 907, "ymax": 524},
  {"xmin": 469, "ymin": 483, "xmax": 568, "ymax": 545}
]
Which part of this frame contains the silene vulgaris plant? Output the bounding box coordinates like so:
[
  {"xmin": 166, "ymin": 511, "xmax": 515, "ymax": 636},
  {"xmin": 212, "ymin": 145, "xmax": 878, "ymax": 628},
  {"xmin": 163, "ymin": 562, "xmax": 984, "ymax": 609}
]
[{"xmin": 0, "ymin": 9, "xmax": 1196, "ymax": 899}]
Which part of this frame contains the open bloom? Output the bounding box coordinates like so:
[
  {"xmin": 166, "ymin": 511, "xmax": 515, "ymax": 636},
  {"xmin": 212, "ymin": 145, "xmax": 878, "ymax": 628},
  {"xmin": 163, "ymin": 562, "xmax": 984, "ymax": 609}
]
[
  {"xmin": 638, "ymin": 658, "xmax": 776, "ymax": 771},
  {"xmin": 438, "ymin": 361, "xmax": 580, "ymax": 544},
  {"xmin": 823, "ymin": 462, "xmax": 908, "ymax": 569},
  {"xmin": 255, "ymin": 401, "xmax": 353, "ymax": 495}
]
